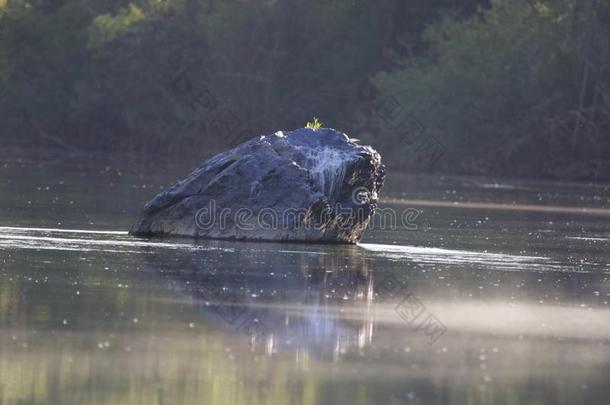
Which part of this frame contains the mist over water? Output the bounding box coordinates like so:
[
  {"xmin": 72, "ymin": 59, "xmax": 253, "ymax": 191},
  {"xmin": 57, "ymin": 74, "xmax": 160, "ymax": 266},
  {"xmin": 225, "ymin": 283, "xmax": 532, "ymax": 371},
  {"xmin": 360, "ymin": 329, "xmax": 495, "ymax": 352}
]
[{"xmin": 0, "ymin": 152, "xmax": 609, "ymax": 404}]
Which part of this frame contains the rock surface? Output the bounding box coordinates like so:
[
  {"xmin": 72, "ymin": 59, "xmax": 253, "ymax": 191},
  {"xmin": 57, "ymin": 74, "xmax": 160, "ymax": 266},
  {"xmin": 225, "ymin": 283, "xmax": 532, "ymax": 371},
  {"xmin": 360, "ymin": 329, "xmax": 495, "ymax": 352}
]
[{"xmin": 130, "ymin": 128, "xmax": 385, "ymax": 243}]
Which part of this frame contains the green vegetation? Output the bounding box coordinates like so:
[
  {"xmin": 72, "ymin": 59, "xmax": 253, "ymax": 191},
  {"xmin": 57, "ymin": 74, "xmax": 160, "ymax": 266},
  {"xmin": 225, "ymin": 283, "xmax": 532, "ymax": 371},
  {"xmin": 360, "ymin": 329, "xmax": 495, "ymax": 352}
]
[
  {"xmin": 371, "ymin": 0, "xmax": 610, "ymax": 178},
  {"xmin": 0, "ymin": 0, "xmax": 608, "ymax": 179},
  {"xmin": 305, "ymin": 117, "xmax": 323, "ymax": 130}
]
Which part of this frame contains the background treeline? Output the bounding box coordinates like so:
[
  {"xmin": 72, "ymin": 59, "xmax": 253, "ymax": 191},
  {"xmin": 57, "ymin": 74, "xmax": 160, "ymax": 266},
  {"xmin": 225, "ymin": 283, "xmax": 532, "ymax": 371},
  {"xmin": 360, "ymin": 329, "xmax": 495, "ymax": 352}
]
[{"xmin": 1, "ymin": 0, "xmax": 609, "ymax": 180}]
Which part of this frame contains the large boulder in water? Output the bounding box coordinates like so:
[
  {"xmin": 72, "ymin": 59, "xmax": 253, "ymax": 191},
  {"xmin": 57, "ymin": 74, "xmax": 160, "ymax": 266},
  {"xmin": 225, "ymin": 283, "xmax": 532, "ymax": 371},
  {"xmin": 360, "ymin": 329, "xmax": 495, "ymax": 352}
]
[{"xmin": 130, "ymin": 128, "xmax": 385, "ymax": 243}]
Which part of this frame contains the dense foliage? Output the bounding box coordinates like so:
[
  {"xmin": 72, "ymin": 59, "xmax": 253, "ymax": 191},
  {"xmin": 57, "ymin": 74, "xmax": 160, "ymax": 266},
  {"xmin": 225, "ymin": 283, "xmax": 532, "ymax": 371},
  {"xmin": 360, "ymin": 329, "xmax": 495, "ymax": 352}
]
[{"xmin": 1, "ymin": 0, "xmax": 608, "ymax": 179}]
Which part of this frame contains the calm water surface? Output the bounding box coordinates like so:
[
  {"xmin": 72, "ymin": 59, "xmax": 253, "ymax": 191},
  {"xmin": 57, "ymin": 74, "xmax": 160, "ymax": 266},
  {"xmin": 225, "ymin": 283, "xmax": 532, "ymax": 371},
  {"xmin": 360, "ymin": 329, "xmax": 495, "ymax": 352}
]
[{"xmin": 0, "ymin": 151, "xmax": 609, "ymax": 404}]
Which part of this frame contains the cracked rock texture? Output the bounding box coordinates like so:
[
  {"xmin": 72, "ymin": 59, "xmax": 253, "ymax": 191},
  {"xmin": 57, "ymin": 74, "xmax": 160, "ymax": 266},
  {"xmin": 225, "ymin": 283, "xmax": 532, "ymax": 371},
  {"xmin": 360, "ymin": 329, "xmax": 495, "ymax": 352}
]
[{"xmin": 130, "ymin": 128, "xmax": 385, "ymax": 243}]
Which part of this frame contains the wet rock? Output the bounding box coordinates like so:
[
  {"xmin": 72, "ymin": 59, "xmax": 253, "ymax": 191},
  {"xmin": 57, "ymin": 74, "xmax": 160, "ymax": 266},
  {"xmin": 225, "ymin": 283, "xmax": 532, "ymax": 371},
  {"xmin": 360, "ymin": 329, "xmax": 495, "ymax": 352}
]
[{"xmin": 130, "ymin": 128, "xmax": 385, "ymax": 243}]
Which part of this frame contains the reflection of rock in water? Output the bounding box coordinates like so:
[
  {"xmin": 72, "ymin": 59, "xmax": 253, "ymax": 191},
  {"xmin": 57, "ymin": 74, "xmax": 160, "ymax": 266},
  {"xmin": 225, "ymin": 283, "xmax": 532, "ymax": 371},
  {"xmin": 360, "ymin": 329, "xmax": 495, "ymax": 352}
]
[{"xmin": 145, "ymin": 242, "xmax": 375, "ymax": 358}]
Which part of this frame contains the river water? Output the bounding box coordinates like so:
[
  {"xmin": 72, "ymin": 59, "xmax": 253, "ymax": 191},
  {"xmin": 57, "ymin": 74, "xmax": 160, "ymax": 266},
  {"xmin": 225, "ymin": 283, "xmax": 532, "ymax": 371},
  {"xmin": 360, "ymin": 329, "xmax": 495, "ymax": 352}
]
[{"xmin": 0, "ymin": 151, "xmax": 609, "ymax": 404}]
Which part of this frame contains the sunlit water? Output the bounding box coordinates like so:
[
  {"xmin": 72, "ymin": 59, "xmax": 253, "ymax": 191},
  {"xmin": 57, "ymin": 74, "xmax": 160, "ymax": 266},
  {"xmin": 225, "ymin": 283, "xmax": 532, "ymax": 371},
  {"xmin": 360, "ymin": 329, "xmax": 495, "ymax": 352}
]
[{"xmin": 1, "ymin": 151, "xmax": 609, "ymax": 404}]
